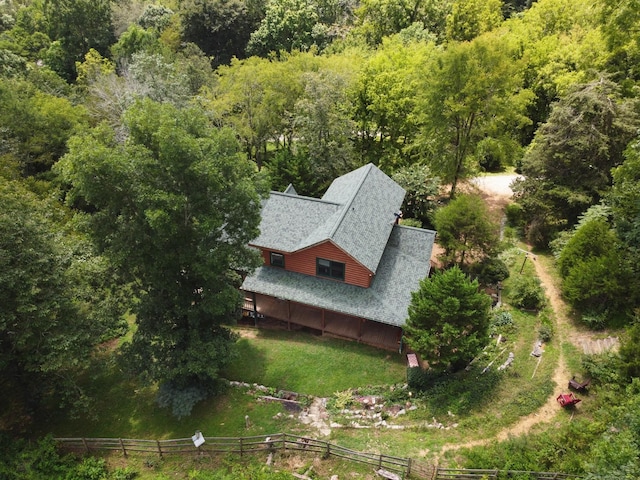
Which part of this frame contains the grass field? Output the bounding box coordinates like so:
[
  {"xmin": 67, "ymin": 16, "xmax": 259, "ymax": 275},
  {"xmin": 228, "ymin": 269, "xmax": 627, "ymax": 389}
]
[
  {"xmin": 224, "ymin": 328, "xmax": 407, "ymax": 396},
  {"xmin": 39, "ymin": 328, "xmax": 407, "ymax": 440}
]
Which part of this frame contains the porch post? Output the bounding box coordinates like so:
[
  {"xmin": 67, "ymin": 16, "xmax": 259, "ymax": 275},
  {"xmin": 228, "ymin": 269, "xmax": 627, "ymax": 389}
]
[{"xmin": 252, "ymin": 291, "xmax": 258, "ymax": 327}]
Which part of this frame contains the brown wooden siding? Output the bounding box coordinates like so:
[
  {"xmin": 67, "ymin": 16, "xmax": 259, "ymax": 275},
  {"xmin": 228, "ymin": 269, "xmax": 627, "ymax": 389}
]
[{"xmin": 260, "ymin": 241, "xmax": 373, "ymax": 288}]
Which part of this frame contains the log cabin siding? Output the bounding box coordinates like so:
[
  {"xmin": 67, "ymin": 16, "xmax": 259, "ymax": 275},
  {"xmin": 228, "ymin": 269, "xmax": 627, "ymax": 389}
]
[{"xmin": 261, "ymin": 241, "xmax": 373, "ymax": 288}]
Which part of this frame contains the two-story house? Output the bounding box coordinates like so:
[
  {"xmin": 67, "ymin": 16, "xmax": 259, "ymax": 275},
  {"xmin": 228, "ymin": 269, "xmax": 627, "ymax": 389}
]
[{"xmin": 241, "ymin": 163, "xmax": 436, "ymax": 351}]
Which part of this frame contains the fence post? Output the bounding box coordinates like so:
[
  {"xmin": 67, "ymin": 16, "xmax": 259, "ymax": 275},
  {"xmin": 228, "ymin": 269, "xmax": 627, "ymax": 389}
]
[
  {"xmin": 156, "ymin": 440, "xmax": 162, "ymax": 458},
  {"xmin": 240, "ymin": 437, "xmax": 244, "ymax": 457},
  {"xmin": 379, "ymin": 454, "xmax": 383, "ymax": 469},
  {"xmin": 119, "ymin": 438, "xmax": 127, "ymax": 457},
  {"xmin": 406, "ymin": 458, "xmax": 411, "ymax": 478},
  {"xmin": 81, "ymin": 438, "xmax": 89, "ymax": 453}
]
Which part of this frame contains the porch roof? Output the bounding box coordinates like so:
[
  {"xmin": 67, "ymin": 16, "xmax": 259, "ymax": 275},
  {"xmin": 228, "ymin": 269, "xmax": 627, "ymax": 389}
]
[{"xmin": 241, "ymin": 224, "xmax": 435, "ymax": 327}]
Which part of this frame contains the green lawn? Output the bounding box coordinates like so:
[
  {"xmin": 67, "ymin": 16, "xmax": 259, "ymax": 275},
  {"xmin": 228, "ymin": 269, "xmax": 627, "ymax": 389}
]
[
  {"xmin": 223, "ymin": 328, "xmax": 407, "ymax": 396},
  {"xmin": 39, "ymin": 328, "xmax": 407, "ymax": 439}
]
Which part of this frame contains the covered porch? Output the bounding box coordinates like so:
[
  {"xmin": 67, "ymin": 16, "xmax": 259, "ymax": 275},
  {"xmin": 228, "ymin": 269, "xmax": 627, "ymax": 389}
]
[{"xmin": 242, "ymin": 292, "xmax": 403, "ymax": 351}]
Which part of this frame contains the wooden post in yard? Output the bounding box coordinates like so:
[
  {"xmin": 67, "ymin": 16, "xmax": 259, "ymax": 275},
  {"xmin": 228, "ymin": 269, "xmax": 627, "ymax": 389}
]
[
  {"xmin": 156, "ymin": 440, "xmax": 162, "ymax": 458},
  {"xmin": 119, "ymin": 438, "xmax": 127, "ymax": 457},
  {"xmin": 81, "ymin": 438, "xmax": 89, "ymax": 453}
]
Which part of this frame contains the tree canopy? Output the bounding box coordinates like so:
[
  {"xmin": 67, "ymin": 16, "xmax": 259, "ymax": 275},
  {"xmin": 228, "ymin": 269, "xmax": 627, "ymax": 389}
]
[
  {"xmin": 434, "ymin": 193, "xmax": 499, "ymax": 268},
  {"xmin": 405, "ymin": 266, "xmax": 492, "ymax": 372},
  {"xmin": 513, "ymin": 78, "xmax": 640, "ymax": 246},
  {"xmin": 55, "ymin": 99, "xmax": 267, "ymax": 416},
  {"xmin": 0, "ymin": 179, "xmax": 125, "ymax": 431}
]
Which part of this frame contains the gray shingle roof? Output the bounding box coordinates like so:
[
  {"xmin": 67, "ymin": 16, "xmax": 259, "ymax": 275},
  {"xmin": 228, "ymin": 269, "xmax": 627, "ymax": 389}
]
[
  {"xmin": 242, "ymin": 225, "xmax": 436, "ymax": 327},
  {"xmin": 250, "ymin": 163, "xmax": 405, "ymax": 273}
]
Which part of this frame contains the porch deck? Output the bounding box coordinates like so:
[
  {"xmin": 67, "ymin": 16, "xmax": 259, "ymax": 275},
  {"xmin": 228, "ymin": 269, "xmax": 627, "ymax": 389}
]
[{"xmin": 243, "ymin": 293, "xmax": 401, "ymax": 351}]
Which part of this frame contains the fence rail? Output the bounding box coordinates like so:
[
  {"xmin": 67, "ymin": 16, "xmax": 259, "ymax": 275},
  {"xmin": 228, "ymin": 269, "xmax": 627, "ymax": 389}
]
[
  {"xmin": 54, "ymin": 435, "xmax": 581, "ymax": 480},
  {"xmin": 435, "ymin": 468, "xmax": 582, "ymax": 480},
  {"xmin": 55, "ymin": 433, "xmax": 414, "ymax": 477}
]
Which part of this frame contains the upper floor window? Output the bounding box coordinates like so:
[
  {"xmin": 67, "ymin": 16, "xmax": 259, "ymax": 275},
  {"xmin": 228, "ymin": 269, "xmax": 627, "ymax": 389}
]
[
  {"xmin": 270, "ymin": 252, "xmax": 285, "ymax": 268},
  {"xmin": 317, "ymin": 258, "xmax": 345, "ymax": 281}
]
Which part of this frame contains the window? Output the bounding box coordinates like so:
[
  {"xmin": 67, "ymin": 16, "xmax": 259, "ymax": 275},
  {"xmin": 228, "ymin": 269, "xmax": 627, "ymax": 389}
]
[
  {"xmin": 270, "ymin": 252, "xmax": 285, "ymax": 268},
  {"xmin": 317, "ymin": 258, "xmax": 345, "ymax": 281}
]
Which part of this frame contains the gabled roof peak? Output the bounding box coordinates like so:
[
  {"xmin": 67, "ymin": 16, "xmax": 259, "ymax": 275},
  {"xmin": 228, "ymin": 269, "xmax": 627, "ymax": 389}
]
[{"xmin": 250, "ymin": 163, "xmax": 406, "ymax": 273}]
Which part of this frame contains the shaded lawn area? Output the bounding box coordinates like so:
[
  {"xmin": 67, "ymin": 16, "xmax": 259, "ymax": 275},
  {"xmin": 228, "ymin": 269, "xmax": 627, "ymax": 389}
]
[
  {"xmin": 223, "ymin": 328, "xmax": 407, "ymax": 397},
  {"xmin": 37, "ymin": 328, "xmax": 406, "ymax": 439}
]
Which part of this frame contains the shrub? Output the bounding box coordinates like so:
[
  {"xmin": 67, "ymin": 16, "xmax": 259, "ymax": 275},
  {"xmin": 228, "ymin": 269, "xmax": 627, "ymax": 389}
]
[
  {"xmin": 509, "ymin": 275, "xmax": 545, "ymax": 311},
  {"xmin": 538, "ymin": 324, "xmax": 553, "ymax": 342},
  {"xmin": 112, "ymin": 467, "xmax": 139, "ymax": 480},
  {"xmin": 401, "ymin": 218, "xmax": 423, "ymax": 228},
  {"xmin": 475, "ymin": 257, "xmax": 510, "ymax": 285},
  {"xmin": 156, "ymin": 381, "xmax": 212, "ymax": 419},
  {"xmin": 581, "ymin": 311, "xmax": 608, "ymax": 330},
  {"xmin": 331, "ymin": 388, "xmax": 354, "ymax": 410},
  {"xmin": 538, "ymin": 312, "xmax": 554, "ymax": 342},
  {"xmin": 407, "ymin": 367, "xmax": 443, "ymax": 391},
  {"xmin": 505, "ymin": 202, "xmax": 525, "ymax": 229},
  {"xmin": 68, "ymin": 457, "xmax": 108, "ymax": 480},
  {"xmin": 489, "ymin": 310, "xmax": 514, "ymax": 335}
]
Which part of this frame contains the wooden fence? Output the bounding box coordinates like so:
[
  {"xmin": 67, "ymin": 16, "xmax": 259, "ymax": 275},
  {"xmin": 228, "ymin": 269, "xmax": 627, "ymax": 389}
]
[
  {"xmin": 54, "ymin": 435, "xmax": 582, "ymax": 480},
  {"xmin": 435, "ymin": 469, "xmax": 582, "ymax": 479},
  {"xmin": 55, "ymin": 433, "xmax": 420, "ymax": 478}
]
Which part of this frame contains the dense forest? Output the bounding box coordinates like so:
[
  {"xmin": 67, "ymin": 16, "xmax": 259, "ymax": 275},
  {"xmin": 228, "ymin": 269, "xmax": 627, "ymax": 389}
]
[{"xmin": 1, "ymin": 0, "xmax": 640, "ymax": 477}]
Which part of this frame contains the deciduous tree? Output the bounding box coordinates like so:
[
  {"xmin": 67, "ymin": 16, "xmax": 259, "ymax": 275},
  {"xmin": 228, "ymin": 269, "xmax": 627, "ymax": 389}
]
[
  {"xmin": 55, "ymin": 99, "xmax": 266, "ymax": 417},
  {"xmin": 179, "ymin": 0, "xmax": 263, "ymax": 66},
  {"xmin": 391, "ymin": 163, "xmax": 440, "ymax": 226},
  {"xmin": 445, "ymin": 0, "xmax": 503, "ymax": 42},
  {"xmin": 433, "ymin": 193, "xmax": 499, "ymax": 268},
  {"xmin": 0, "ymin": 179, "xmax": 125, "ymax": 431},
  {"xmin": 43, "ymin": 0, "xmax": 115, "ymax": 80},
  {"xmin": 414, "ymin": 36, "xmax": 528, "ymax": 198}
]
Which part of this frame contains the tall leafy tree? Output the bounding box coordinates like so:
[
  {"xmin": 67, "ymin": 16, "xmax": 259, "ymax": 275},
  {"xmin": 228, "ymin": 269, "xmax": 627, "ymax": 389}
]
[
  {"xmin": 391, "ymin": 163, "xmax": 440, "ymax": 226},
  {"xmin": 42, "ymin": 0, "xmax": 115, "ymax": 80},
  {"xmin": 0, "ymin": 77, "xmax": 87, "ymax": 176},
  {"xmin": 246, "ymin": 0, "xmax": 326, "ymax": 56},
  {"xmin": 293, "ymin": 69, "xmax": 359, "ymax": 188},
  {"xmin": 414, "ymin": 35, "xmax": 528, "ymax": 198},
  {"xmin": 178, "ymin": 0, "xmax": 263, "ymax": 66},
  {"xmin": 203, "ymin": 52, "xmax": 329, "ymax": 168},
  {"xmin": 600, "ymin": 0, "xmax": 640, "ymax": 81},
  {"xmin": 433, "ymin": 193, "xmax": 499, "ymax": 268},
  {"xmin": 513, "ymin": 78, "xmax": 639, "ymax": 246},
  {"xmin": 55, "ymin": 99, "xmax": 266, "ymax": 417},
  {"xmin": 405, "ymin": 266, "xmax": 492, "ymax": 372},
  {"xmin": 445, "ymin": 0, "xmax": 503, "ymax": 42},
  {"xmin": 0, "ymin": 179, "xmax": 125, "ymax": 431},
  {"xmin": 608, "ymin": 137, "xmax": 640, "ymax": 314},
  {"xmin": 557, "ymin": 218, "xmax": 632, "ymax": 325},
  {"xmin": 352, "ymin": 0, "xmax": 452, "ymax": 46},
  {"xmin": 353, "ymin": 37, "xmax": 436, "ymax": 169}
]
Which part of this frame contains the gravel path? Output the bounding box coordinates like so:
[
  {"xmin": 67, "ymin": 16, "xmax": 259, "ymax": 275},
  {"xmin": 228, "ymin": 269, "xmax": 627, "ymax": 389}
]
[{"xmin": 470, "ymin": 174, "xmax": 522, "ymax": 197}]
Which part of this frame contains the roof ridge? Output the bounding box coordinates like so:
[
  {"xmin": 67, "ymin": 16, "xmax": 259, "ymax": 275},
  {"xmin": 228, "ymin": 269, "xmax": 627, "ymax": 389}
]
[
  {"xmin": 327, "ymin": 163, "xmax": 374, "ymax": 239},
  {"xmin": 269, "ymin": 190, "xmax": 341, "ymax": 206}
]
